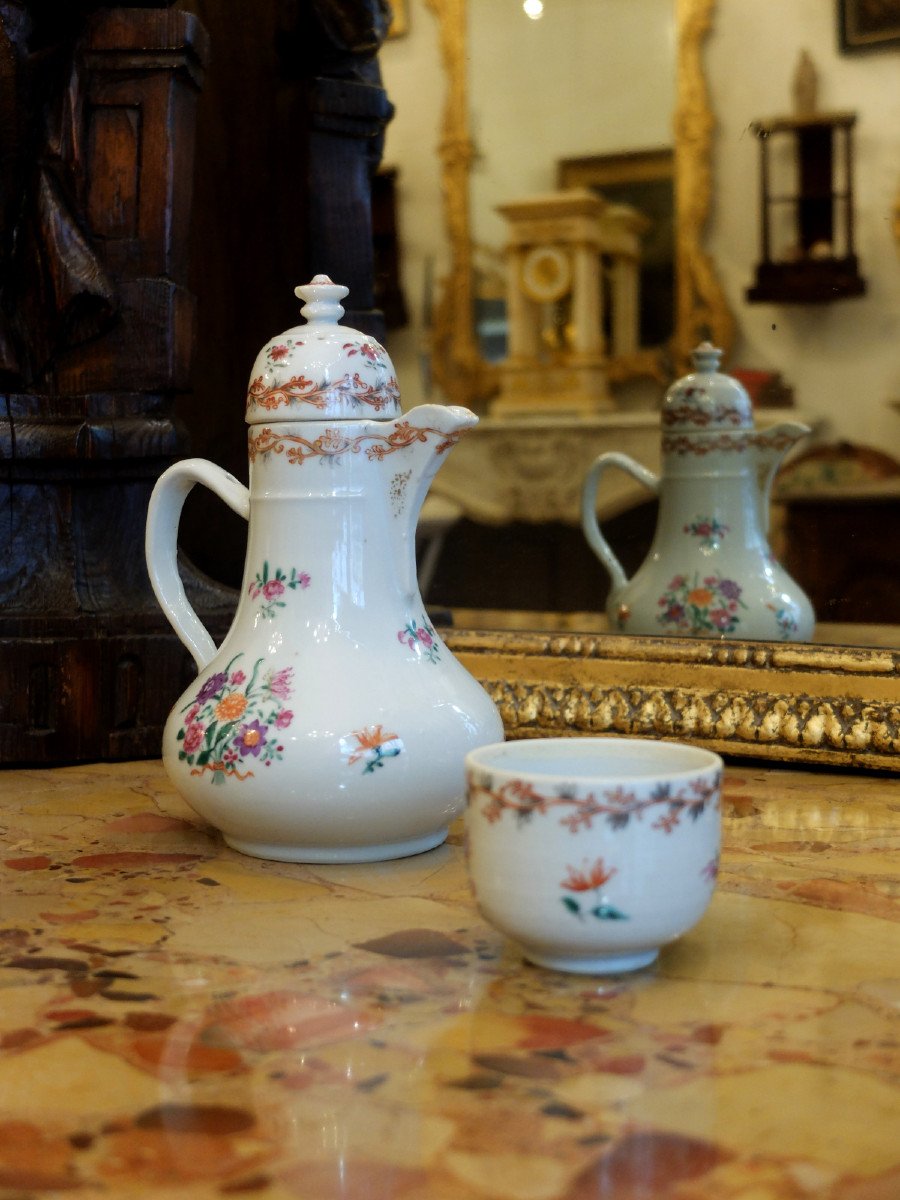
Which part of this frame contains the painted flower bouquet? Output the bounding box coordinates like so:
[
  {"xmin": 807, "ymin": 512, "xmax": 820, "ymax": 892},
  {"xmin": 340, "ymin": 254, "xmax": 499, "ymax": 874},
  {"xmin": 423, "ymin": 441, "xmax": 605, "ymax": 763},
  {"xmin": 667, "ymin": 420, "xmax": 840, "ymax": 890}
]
[{"xmin": 176, "ymin": 655, "xmax": 294, "ymax": 783}]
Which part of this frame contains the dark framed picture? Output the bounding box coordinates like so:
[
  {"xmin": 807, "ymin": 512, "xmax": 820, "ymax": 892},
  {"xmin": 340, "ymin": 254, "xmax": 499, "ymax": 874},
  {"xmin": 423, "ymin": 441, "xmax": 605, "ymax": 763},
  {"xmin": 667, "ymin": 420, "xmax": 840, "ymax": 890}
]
[{"xmin": 839, "ymin": 0, "xmax": 900, "ymax": 50}]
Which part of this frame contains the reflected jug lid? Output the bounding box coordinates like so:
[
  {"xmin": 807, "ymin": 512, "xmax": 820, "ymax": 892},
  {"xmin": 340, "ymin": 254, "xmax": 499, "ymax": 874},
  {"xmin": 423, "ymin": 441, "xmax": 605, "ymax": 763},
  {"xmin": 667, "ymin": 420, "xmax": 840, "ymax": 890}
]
[
  {"xmin": 245, "ymin": 275, "xmax": 401, "ymax": 424},
  {"xmin": 662, "ymin": 343, "xmax": 753, "ymax": 433}
]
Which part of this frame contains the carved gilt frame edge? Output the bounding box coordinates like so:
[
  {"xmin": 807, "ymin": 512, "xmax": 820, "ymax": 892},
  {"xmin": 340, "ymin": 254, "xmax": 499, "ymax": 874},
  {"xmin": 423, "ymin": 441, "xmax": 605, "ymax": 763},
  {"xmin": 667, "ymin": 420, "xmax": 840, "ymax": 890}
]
[
  {"xmin": 445, "ymin": 628, "xmax": 900, "ymax": 771},
  {"xmin": 673, "ymin": 0, "xmax": 735, "ymax": 369}
]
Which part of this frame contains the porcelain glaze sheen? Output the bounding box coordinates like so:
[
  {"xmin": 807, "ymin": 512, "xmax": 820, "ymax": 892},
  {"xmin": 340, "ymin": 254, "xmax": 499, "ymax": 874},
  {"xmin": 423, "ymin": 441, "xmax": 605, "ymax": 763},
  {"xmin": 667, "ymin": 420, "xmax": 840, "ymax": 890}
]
[
  {"xmin": 465, "ymin": 738, "xmax": 723, "ymax": 974},
  {"xmin": 146, "ymin": 277, "xmax": 503, "ymax": 862},
  {"xmin": 581, "ymin": 344, "xmax": 816, "ymax": 641}
]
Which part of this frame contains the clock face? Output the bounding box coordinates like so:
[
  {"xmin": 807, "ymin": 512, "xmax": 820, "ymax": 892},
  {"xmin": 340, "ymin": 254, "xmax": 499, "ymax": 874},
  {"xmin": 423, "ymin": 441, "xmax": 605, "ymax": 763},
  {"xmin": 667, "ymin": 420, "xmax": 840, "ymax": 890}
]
[{"xmin": 519, "ymin": 245, "xmax": 572, "ymax": 303}]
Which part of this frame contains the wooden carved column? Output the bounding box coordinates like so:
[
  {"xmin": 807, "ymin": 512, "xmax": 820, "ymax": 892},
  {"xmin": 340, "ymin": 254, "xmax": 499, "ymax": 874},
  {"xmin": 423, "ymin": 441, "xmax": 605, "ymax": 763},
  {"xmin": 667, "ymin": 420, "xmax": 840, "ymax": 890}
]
[{"xmin": 0, "ymin": 6, "xmax": 233, "ymax": 764}]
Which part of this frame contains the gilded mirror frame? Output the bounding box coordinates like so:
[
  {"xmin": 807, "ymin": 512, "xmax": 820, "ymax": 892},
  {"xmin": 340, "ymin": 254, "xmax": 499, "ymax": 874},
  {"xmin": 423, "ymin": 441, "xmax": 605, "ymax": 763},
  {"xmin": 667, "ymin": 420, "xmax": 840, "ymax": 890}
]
[
  {"xmin": 424, "ymin": 0, "xmax": 736, "ymax": 409},
  {"xmin": 423, "ymin": 0, "xmax": 900, "ymax": 771}
]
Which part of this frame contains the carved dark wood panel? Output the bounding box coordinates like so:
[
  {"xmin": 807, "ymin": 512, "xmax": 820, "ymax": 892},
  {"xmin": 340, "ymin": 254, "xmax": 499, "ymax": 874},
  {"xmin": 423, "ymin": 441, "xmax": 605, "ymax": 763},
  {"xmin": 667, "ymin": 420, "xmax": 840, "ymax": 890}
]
[{"xmin": 0, "ymin": 2, "xmax": 393, "ymax": 764}]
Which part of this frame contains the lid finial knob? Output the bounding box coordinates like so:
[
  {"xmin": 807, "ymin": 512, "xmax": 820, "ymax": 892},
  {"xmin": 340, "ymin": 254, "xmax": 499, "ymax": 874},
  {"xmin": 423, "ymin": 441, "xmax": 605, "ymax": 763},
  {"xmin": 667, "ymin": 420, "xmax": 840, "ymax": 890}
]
[
  {"xmin": 294, "ymin": 274, "xmax": 349, "ymax": 325},
  {"xmin": 691, "ymin": 342, "xmax": 723, "ymax": 374}
]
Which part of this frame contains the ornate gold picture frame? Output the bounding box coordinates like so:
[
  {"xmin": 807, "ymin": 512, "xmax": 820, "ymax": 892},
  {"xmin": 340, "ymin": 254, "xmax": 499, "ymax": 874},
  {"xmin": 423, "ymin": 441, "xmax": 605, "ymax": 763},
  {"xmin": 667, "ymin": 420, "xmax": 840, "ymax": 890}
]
[{"xmin": 446, "ymin": 627, "xmax": 900, "ymax": 772}]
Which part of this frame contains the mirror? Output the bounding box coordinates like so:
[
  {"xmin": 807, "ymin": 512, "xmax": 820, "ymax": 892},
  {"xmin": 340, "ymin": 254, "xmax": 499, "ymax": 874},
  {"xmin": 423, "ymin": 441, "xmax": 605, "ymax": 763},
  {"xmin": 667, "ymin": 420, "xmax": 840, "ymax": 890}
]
[
  {"xmin": 379, "ymin": 0, "xmax": 900, "ymax": 768},
  {"xmin": 418, "ymin": 0, "xmax": 734, "ymax": 412}
]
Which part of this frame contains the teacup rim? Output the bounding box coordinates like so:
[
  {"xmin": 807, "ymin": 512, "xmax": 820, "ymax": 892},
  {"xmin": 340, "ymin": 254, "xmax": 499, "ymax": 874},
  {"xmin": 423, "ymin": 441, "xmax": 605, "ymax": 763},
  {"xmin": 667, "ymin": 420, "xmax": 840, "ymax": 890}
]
[{"xmin": 465, "ymin": 736, "xmax": 723, "ymax": 785}]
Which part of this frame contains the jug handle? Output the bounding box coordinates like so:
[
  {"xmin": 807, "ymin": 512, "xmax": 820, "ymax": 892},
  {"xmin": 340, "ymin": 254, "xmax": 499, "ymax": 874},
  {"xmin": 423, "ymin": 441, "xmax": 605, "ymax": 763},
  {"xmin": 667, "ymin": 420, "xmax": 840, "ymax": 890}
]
[
  {"xmin": 145, "ymin": 459, "xmax": 251, "ymax": 671},
  {"xmin": 581, "ymin": 452, "xmax": 660, "ymax": 593}
]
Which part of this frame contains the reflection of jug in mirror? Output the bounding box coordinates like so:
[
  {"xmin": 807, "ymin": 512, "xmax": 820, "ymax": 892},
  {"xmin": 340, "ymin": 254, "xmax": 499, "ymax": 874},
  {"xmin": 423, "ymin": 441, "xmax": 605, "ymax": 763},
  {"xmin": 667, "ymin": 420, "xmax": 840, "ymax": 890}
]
[
  {"xmin": 581, "ymin": 343, "xmax": 815, "ymax": 642},
  {"xmin": 146, "ymin": 276, "xmax": 503, "ymax": 863}
]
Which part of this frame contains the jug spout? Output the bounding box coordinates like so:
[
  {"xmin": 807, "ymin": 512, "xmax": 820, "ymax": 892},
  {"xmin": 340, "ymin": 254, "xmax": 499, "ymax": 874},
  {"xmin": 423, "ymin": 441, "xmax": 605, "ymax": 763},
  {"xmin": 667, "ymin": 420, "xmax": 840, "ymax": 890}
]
[
  {"xmin": 754, "ymin": 420, "xmax": 810, "ymax": 534},
  {"xmin": 389, "ymin": 403, "xmax": 478, "ymax": 597}
]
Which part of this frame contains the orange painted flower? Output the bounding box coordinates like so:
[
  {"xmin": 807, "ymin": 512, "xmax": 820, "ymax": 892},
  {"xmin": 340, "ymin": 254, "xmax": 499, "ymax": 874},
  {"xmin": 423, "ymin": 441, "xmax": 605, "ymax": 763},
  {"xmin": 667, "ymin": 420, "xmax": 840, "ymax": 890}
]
[
  {"xmin": 215, "ymin": 693, "xmax": 248, "ymax": 722},
  {"xmin": 562, "ymin": 857, "xmax": 617, "ymax": 892},
  {"xmin": 352, "ymin": 725, "xmax": 397, "ymax": 752},
  {"xmin": 346, "ymin": 724, "xmax": 400, "ymax": 767},
  {"xmin": 687, "ymin": 587, "xmax": 714, "ymax": 607}
]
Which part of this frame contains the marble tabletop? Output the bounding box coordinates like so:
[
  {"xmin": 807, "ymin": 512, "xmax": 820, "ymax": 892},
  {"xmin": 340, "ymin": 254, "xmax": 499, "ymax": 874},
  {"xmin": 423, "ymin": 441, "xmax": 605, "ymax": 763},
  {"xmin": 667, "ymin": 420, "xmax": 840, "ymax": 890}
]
[{"xmin": 1, "ymin": 759, "xmax": 898, "ymax": 1199}]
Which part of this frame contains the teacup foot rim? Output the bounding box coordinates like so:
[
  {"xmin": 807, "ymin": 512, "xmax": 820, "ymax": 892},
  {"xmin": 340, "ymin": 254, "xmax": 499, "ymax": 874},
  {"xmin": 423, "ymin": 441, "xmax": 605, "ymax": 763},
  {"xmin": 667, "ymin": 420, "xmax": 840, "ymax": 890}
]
[
  {"xmin": 525, "ymin": 948, "xmax": 659, "ymax": 975},
  {"xmin": 223, "ymin": 829, "xmax": 448, "ymax": 864}
]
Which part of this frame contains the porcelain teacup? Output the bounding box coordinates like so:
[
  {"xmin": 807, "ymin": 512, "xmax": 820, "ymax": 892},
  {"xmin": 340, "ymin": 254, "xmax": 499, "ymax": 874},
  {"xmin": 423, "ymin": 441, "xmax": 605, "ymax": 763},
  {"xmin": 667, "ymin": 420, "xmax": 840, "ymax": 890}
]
[{"xmin": 464, "ymin": 737, "xmax": 722, "ymax": 974}]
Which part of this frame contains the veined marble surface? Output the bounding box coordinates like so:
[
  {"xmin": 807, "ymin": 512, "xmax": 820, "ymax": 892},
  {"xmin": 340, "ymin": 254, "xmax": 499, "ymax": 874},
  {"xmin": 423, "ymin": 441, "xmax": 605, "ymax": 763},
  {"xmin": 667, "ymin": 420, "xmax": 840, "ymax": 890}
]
[{"xmin": 1, "ymin": 759, "xmax": 898, "ymax": 1199}]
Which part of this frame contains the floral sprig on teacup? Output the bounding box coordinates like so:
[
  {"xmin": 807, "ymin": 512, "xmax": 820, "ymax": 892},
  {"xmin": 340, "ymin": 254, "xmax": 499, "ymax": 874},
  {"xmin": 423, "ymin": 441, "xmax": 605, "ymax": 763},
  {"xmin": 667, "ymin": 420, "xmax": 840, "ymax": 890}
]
[
  {"xmin": 560, "ymin": 857, "xmax": 628, "ymax": 921},
  {"xmin": 248, "ymin": 561, "xmax": 311, "ymax": 619},
  {"xmin": 473, "ymin": 774, "xmax": 720, "ymax": 834},
  {"xmin": 397, "ymin": 615, "xmax": 440, "ymax": 664}
]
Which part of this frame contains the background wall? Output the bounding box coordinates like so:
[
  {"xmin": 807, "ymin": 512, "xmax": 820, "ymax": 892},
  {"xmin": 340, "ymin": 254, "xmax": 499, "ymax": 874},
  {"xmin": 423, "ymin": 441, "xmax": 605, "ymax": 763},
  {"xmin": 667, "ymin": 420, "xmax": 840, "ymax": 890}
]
[
  {"xmin": 707, "ymin": 0, "xmax": 900, "ymax": 453},
  {"xmin": 380, "ymin": 0, "xmax": 900, "ymax": 456}
]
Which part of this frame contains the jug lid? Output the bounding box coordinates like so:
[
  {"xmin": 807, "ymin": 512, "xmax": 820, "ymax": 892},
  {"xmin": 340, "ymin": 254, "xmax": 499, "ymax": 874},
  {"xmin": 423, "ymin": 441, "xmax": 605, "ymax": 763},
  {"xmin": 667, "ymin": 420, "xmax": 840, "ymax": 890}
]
[
  {"xmin": 245, "ymin": 275, "xmax": 401, "ymax": 424},
  {"xmin": 662, "ymin": 343, "xmax": 753, "ymax": 433}
]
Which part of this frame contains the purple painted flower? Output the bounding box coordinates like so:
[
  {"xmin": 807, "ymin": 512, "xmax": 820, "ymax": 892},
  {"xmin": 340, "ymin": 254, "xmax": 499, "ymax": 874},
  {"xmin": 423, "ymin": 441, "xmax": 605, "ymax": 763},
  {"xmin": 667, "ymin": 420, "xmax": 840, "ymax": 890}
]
[
  {"xmin": 235, "ymin": 719, "xmax": 267, "ymax": 757},
  {"xmin": 196, "ymin": 672, "xmax": 228, "ymax": 703},
  {"xmin": 298, "ymin": 572, "xmax": 311, "ymax": 589},
  {"xmin": 718, "ymin": 579, "xmax": 743, "ymax": 601},
  {"xmin": 709, "ymin": 608, "xmax": 733, "ymax": 630}
]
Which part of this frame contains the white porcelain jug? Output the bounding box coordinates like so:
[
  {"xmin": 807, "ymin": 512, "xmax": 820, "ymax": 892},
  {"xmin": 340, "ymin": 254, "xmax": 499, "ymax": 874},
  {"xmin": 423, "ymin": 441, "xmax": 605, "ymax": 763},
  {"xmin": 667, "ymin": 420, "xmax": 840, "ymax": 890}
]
[
  {"xmin": 146, "ymin": 276, "xmax": 503, "ymax": 862},
  {"xmin": 581, "ymin": 343, "xmax": 815, "ymax": 642}
]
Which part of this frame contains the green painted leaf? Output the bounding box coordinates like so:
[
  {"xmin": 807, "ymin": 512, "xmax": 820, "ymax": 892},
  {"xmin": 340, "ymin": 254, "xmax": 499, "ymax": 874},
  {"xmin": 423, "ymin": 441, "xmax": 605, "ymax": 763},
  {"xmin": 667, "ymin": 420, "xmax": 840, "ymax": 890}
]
[
  {"xmin": 562, "ymin": 896, "xmax": 581, "ymax": 915},
  {"xmin": 592, "ymin": 903, "xmax": 629, "ymax": 921}
]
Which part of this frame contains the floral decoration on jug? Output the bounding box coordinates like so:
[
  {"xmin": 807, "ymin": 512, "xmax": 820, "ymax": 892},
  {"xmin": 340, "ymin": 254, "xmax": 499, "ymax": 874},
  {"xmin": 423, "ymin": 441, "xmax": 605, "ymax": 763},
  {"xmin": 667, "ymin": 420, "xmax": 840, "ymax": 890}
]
[
  {"xmin": 397, "ymin": 615, "xmax": 441, "ymax": 663},
  {"xmin": 248, "ymin": 561, "xmax": 311, "ymax": 620},
  {"xmin": 177, "ymin": 656, "xmax": 294, "ymax": 783},
  {"xmin": 657, "ymin": 573, "xmax": 746, "ymax": 635},
  {"xmin": 683, "ymin": 516, "xmax": 730, "ymax": 551},
  {"xmin": 342, "ymin": 726, "xmax": 403, "ymax": 775}
]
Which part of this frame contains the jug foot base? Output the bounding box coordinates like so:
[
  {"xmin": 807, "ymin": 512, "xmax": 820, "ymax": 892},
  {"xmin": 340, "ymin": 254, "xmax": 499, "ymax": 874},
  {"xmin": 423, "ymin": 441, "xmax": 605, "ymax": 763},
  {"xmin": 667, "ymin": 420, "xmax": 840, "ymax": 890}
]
[
  {"xmin": 223, "ymin": 829, "xmax": 448, "ymax": 864},
  {"xmin": 524, "ymin": 948, "xmax": 659, "ymax": 975}
]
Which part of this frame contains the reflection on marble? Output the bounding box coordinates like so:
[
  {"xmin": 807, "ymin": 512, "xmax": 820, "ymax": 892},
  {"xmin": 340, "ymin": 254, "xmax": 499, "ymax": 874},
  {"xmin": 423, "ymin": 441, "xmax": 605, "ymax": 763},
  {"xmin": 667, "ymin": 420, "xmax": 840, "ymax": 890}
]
[{"xmin": 1, "ymin": 759, "xmax": 898, "ymax": 1198}]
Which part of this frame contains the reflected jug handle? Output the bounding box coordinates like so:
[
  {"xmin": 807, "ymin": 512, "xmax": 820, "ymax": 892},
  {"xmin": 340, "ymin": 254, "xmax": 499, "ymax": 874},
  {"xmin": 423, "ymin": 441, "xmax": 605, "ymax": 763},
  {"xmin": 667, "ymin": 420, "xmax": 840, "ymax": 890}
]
[
  {"xmin": 581, "ymin": 452, "xmax": 660, "ymax": 594},
  {"xmin": 145, "ymin": 459, "xmax": 250, "ymax": 670}
]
